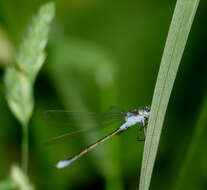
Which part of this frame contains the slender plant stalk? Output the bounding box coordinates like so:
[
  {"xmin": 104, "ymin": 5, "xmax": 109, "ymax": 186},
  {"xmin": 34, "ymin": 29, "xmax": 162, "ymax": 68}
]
[{"xmin": 22, "ymin": 123, "xmax": 29, "ymax": 173}]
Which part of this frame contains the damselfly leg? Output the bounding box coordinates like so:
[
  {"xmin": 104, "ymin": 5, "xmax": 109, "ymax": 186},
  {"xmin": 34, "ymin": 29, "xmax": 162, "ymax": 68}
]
[{"xmin": 137, "ymin": 123, "xmax": 146, "ymax": 141}]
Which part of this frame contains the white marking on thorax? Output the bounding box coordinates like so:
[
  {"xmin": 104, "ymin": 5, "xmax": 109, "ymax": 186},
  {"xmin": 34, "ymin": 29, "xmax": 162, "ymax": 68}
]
[{"xmin": 119, "ymin": 114, "xmax": 144, "ymax": 131}]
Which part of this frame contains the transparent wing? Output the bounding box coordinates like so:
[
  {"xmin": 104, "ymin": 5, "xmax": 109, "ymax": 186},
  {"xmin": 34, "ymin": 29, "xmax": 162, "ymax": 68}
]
[
  {"xmin": 46, "ymin": 117, "xmax": 124, "ymax": 145},
  {"xmin": 42, "ymin": 107, "xmax": 126, "ymax": 128},
  {"xmin": 42, "ymin": 107, "xmax": 126, "ymax": 145}
]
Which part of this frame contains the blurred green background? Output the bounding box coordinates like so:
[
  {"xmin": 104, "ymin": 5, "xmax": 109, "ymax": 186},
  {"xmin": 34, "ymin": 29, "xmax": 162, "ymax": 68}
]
[{"xmin": 0, "ymin": 0, "xmax": 206, "ymax": 189}]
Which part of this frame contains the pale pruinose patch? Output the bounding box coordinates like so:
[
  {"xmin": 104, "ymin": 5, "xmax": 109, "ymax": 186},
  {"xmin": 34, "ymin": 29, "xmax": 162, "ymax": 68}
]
[
  {"xmin": 56, "ymin": 157, "xmax": 77, "ymax": 169},
  {"xmin": 119, "ymin": 115, "xmax": 144, "ymax": 130}
]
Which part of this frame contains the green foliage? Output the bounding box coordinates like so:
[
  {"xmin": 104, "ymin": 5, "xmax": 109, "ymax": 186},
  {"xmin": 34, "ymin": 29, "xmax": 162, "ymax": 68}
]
[
  {"xmin": 4, "ymin": 2, "xmax": 55, "ymax": 126},
  {"xmin": 4, "ymin": 2, "xmax": 55, "ymax": 174},
  {"xmin": 4, "ymin": 67, "xmax": 33, "ymax": 126},
  {"xmin": 10, "ymin": 165, "xmax": 34, "ymax": 190},
  {"xmin": 139, "ymin": 0, "xmax": 200, "ymax": 189},
  {"xmin": 16, "ymin": 2, "xmax": 55, "ymax": 82},
  {"xmin": 0, "ymin": 0, "xmax": 205, "ymax": 189},
  {"xmin": 0, "ymin": 166, "xmax": 34, "ymax": 190}
]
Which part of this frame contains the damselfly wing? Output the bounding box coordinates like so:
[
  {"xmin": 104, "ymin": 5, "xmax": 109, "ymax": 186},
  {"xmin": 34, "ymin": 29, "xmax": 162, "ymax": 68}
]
[{"xmin": 43, "ymin": 106, "xmax": 127, "ymax": 144}]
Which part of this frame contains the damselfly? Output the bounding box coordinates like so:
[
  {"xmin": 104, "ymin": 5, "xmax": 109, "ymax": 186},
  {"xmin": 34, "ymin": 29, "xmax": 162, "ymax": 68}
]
[{"xmin": 46, "ymin": 106, "xmax": 150, "ymax": 169}]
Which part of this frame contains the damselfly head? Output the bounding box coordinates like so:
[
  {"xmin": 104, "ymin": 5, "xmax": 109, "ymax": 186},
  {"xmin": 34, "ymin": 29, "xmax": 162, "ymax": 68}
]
[{"xmin": 138, "ymin": 106, "xmax": 150, "ymax": 118}]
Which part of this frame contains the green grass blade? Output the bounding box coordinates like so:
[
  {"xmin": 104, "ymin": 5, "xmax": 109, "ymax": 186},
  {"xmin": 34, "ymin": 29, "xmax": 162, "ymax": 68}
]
[{"xmin": 139, "ymin": 0, "xmax": 200, "ymax": 189}]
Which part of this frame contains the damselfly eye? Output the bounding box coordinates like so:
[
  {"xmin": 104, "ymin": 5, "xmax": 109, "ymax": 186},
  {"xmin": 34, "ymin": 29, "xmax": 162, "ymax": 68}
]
[{"xmin": 144, "ymin": 106, "xmax": 150, "ymax": 112}]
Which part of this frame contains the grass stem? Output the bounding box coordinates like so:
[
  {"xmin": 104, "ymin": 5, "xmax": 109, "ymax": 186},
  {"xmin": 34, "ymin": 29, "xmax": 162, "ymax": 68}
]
[{"xmin": 22, "ymin": 123, "xmax": 29, "ymax": 173}]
